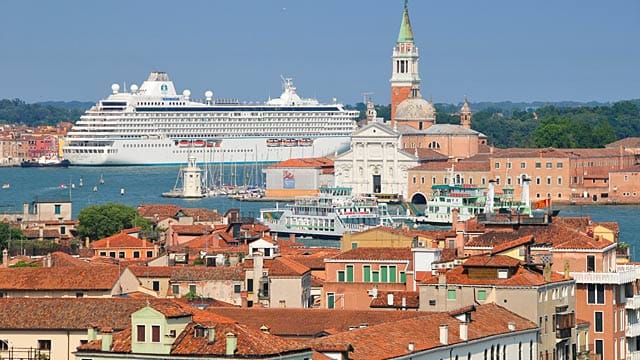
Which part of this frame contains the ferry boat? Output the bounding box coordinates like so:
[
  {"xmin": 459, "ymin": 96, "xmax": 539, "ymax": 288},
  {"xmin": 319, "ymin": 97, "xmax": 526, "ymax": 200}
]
[
  {"xmin": 63, "ymin": 72, "xmax": 359, "ymax": 166},
  {"xmin": 21, "ymin": 155, "xmax": 71, "ymax": 168},
  {"xmin": 415, "ymin": 171, "xmax": 532, "ymax": 225},
  {"xmin": 258, "ymin": 187, "xmax": 395, "ymax": 239}
]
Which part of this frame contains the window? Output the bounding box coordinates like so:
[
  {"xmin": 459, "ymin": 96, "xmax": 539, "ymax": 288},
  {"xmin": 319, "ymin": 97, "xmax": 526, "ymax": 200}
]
[
  {"xmin": 118, "ymin": 252, "xmax": 125, "ymax": 258},
  {"xmin": 381, "ymin": 266, "xmax": 388, "ymax": 282},
  {"xmin": 189, "ymin": 284, "xmax": 196, "ymax": 294},
  {"xmin": 38, "ymin": 340, "xmax": 51, "ymax": 350},
  {"xmin": 346, "ymin": 265, "xmax": 354, "ymax": 282},
  {"xmin": 76, "ymin": 292, "xmax": 84, "ymax": 298},
  {"xmin": 546, "ymin": 176, "xmax": 552, "ymax": 185},
  {"xmin": 109, "ymin": 252, "xmax": 116, "ymax": 258},
  {"xmin": 478, "ymin": 289, "xmax": 487, "ymax": 301},
  {"xmin": 327, "ymin": 293, "xmax": 335, "ymax": 309},
  {"xmin": 363, "ymin": 265, "xmax": 371, "ymax": 282},
  {"xmin": 595, "ymin": 312, "xmax": 603, "ymax": 332},
  {"xmin": 507, "ymin": 162, "xmax": 512, "ymax": 169},
  {"xmin": 372, "ymin": 271, "xmax": 380, "ymax": 282},
  {"xmin": 54, "ymin": 204, "xmax": 61, "ymax": 215},
  {"xmin": 546, "ymin": 162, "xmax": 552, "ymax": 169},
  {"xmin": 152, "ymin": 325, "xmax": 160, "ymax": 343},
  {"xmin": 587, "ymin": 255, "xmax": 596, "ymax": 272},
  {"xmin": 536, "ymin": 177, "xmax": 541, "ymax": 185},
  {"xmin": 351, "ymin": 242, "xmax": 358, "ymax": 249},
  {"xmin": 520, "ymin": 162, "xmax": 526, "ymax": 169},
  {"xmin": 99, "ymin": 251, "xmax": 106, "ymax": 256},
  {"xmin": 133, "ymin": 251, "xmax": 140, "ymax": 258},
  {"xmin": 535, "ymin": 162, "xmax": 541, "ymax": 169},
  {"xmin": 0, "ymin": 340, "xmax": 8, "ymax": 351},
  {"xmin": 588, "ymin": 284, "xmax": 605, "ymax": 304},
  {"xmin": 152, "ymin": 281, "xmax": 160, "ymax": 291},
  {"xmin": 595, "ymin": 340, "xmax": 604, "ymax": 359},
  {"xmin": 146, "ymin": 251, "xmax": 153, "ymax": 258},
  {"xmin": 495, "ymin": 162, "xmax": 500, "ymax": 169},
  {"xmin": 400, "ymin": 272, "xmax": 406, "ymax": 283},
  {"xmin": 337, "ymin": 270, "xmax": 345, "ymax": 282},
  {"xmin": 557, "ymin": 177, "xmax": 562, "ymax": 185},
  {"xmin": 234, "ymin": 284, "xmax": 241, "ymax": 293},
  {"xmin": 137, "ymin": 325, "xmax": 146, "ymax": 342},
  {"xmin": 557, "ymin": 162, "xmax": 563, "ymax": 168},
  {"xmin": 172, "ymin": 284, "xmax": 179, "ymax": 296},
  {"xmin": 447, "ymin": 289, "xmax": 456, "ymax": 301}
]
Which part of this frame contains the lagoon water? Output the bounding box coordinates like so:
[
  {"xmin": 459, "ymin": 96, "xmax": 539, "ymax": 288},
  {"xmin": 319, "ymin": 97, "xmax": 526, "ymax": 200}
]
[{"xmin": 1, "ymin": 166, "xmax": 639, "ymax": 258}]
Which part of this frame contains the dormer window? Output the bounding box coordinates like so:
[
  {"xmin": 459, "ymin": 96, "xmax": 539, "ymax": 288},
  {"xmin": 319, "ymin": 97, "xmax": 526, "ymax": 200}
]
[
  {"xmin": 136, "ymin": 325, "xmax": 146, "ymax": 342},
  {"xmin": 194, "ymin": 326, "xmax": 206, "ymax": 338},
  {"xmin": 497, "ymin": 269, "xmax": 508, "ymax": 279}
]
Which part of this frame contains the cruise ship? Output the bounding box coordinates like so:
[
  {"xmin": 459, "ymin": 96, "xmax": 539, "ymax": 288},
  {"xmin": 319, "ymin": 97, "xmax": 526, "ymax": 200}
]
[{"xmin": 63, "ymin": 72, "xmax": 359, "ymax": 165}]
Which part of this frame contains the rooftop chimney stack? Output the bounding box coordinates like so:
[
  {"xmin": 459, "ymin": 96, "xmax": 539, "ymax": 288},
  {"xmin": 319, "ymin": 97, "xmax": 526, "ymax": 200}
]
[
  {"xmin": 439, "ymin": 324, "xmax": 448, "ymax": 345},
  {"xmin": 225, "ymin": 332, "xmax": 237, "ymax": 356},
  {"xmin": 207, "ymin": 326, "xmax": 216, "ymax": 344},
  {"xmin": 408, "ymin": 341, "xmax": 415, "ymax": 352},
  {"xmin": 459, "ymin": 321, "xmax": 468, "ymax": 341},
  {"xmin": 3, "ymin": 249, "xmax": 8, "ymax": 267},
  {"xmin": 101, "ymin": 328, "xmax": 113, "ymax": 352},
  {"xmin": 508, "ymin": 322, "xmax": 516, "ymax": 331}
]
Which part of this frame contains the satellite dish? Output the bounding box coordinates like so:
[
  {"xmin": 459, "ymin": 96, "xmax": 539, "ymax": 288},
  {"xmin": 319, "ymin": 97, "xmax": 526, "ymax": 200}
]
[
  {"xmin": 111, "ymin": 83, "xmax": 120, "ymax": 94},
  {"xmin": 183, "ymin": 89, "xmax": 191, "ymax": 98},
  {"xmin": 130, "ymin": 84, "xmax": 138, "ymax": 93},
  {"xmin": 205, "ymin": 90, "xmax": 213, "ymax": 99}
]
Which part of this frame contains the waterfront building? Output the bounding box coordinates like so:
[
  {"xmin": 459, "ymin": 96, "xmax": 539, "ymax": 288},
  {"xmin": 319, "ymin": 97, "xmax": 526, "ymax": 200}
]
[
  {"xmin": 334, "ymin": 120, "xmax": 418, "ymax": 200},
  {"xmin": 263, "ymin": 157, "xmax": 334, "ymax": 199},
  {"xmin": 91, "ymin": 230, "xmax": 159, "ymax": 260},
  {"xmin": 608, "ymin": 164, "xmax": 640, "ymax": 203}
]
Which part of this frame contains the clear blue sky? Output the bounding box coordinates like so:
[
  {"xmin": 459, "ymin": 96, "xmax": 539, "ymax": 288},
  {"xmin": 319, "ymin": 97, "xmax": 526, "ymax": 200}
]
[{"xmin": 1, "ymin": 0, "xmax": 638, "ymax": 105}]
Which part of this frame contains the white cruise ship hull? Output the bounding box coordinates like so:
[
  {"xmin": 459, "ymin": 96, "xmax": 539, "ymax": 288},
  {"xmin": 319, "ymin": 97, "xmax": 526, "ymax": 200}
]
[{"xmin": 64, "ymin": 136, "xmax": 350, "ymax": 166}]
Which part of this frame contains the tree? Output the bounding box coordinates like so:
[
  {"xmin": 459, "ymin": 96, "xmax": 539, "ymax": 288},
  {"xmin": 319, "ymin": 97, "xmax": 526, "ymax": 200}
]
[
  {"xmin": 0, "ymin": 222, "xmax": 26, "ymax": 252},
  {"xmin": 77, "ymin": 203, "xmax": 151, "ymax": 241}
]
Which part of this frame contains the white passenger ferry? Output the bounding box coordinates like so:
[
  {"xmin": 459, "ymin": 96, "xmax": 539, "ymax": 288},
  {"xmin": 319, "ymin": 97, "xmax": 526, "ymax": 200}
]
[
  {"xmin": 259, "ymin": 187, "xmax": 395, "ymax": 239},
  {"xmin": 63, "ymin": 72, "xmax": 359, "ymax": 165}
]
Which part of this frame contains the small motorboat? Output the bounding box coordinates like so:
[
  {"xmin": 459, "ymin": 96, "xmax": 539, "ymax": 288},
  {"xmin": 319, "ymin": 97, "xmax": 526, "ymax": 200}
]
[{"xmin": 1, "ymin": 184, "xmax": 9, "ymax": 189}]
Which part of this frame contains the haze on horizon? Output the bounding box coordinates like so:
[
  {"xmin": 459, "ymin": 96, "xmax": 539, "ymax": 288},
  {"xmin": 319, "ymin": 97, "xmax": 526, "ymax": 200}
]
[{"xmin": 0, "ymin": 0, "xmax": 638, "ymax": 106}]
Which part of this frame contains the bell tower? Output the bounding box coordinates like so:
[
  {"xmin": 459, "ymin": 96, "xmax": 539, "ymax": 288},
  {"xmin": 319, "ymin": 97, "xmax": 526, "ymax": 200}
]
[
  {"xmin": 390, "ymin": 0, "xmax": 421, "ymax": 126},
  {"xmin": 460, "ymin": 97, "xmax": 472, "ymax": 129}
]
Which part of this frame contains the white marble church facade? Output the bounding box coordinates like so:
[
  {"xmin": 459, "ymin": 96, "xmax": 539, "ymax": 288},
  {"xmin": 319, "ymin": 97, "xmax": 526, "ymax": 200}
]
[{"xmin": 334, "ymin": 120, "xmax": 418, "ymax": 200}]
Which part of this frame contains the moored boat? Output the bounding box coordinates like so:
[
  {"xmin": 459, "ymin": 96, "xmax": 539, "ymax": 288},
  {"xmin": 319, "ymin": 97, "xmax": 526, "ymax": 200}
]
[{"xmin": 21, "ymin": 155, "xmax": 71, "ymax": 168}]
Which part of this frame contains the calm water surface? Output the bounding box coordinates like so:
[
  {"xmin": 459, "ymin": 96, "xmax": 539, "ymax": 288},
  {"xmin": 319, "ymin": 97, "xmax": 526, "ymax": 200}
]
[{"xmin": 1, "ymin": 166, "xmax": 639, "ymax": 257}]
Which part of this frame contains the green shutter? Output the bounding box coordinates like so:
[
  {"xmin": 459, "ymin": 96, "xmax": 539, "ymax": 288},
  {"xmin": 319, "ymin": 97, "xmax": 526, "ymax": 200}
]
[
  {"xmin": 389, "ymin": 266, "xmax": 397, "ymax": 283},
  {"xmin": 338, "ymin": 271, "xmax": 345, "ymax": 282},
  {"xmin": 478, "ymin": 290, "xmax": 487, "ymax": 301},
  {"xmin": 363, "ymin": 266, "xmax": 371, "ymax": 282},
  {"xmin": 381, "ymin": 266, "xmax": 388, "ymax": 282},
  {"xmin": 400, "ymin": 272, "xmax": 406, "ymax": 284},
  {"xmin": 447, "ymin": 289, "xmax": 456, "ymax": 301},
  {"xmin": 372, "ymin": 271, "xmax": 380, "ymax": 282},
  {"xmin": 351, "ymin": 242, "xmax": 358, "ymax": 249},
  {"xmin": 346, "ymin": 265, "xmax": 354, "ymax": 282},
  {"xmin": 327, "ymin": 293, "xmax": 335, "ymax": 309}
]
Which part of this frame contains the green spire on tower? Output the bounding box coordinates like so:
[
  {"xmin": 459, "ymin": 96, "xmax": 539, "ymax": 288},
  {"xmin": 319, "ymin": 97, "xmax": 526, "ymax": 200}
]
[{"xmin": 397, "ymin": 0, "xmax": 414, "ymax": 43}]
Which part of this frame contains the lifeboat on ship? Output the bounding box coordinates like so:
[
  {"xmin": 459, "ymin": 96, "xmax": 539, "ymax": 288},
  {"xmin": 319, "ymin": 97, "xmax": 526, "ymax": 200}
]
[
  {"xmin": 178, "ymin": 140, "xmax": 191, "ymax": 147},
  {"xmin": 266, "ymin": 139, "xmax": 280, "ymax": 147},
  {"xmin": 193, "ymin": 140, "xmax": 205, "ymax": 147},
  {"xmin": 283, "ymin": 139, "xmax": 297, "ymax": 147},
  {"xmin": 298, "ymin": 138, "xmax": 313, "ymax": 147}
]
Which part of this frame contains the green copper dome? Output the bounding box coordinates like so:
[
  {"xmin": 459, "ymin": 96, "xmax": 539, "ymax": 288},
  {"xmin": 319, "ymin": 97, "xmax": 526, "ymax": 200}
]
[{"xmin": 397, "ymin": 0, "xmax": 414, "ymax": 43}]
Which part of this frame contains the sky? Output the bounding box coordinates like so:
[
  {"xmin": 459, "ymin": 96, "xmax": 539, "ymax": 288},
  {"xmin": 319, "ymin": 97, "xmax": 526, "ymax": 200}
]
[{"xmin": 0, "ymin": 0, "xmax": 638, "ymax": 105}]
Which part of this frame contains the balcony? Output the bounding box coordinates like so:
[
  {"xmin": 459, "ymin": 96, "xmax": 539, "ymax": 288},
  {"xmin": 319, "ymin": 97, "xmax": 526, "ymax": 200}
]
[
  {"xmin": 628, "ymin": 351, "xmax": 640, "ymax": 360},
  {"xmin": 627, "ymin": 322, "xmax": 640, "ymax": 338},
  {"xmin": 627, "ymin": 295, "xmax": 640, "ymax": 310},
  {"xmin": 570, "ymin": 268, "xmax": 638, "ymax": 285}
]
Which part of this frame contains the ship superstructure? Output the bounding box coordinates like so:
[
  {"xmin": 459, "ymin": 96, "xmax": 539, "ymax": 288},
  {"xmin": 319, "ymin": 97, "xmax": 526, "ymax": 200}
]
[{"xmin": 63, "ymin": 72, "xmax": 359, "ymax": 165}]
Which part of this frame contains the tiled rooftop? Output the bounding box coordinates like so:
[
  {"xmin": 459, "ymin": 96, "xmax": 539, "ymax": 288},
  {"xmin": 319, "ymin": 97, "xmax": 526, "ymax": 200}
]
[
  {"xmin": 170, "ymin": 266, "xmax": 245, "ymax": 282},
  {"xmin": 0, "ymin": 265, "xmax": 123, "ymax": 290},
  {"xmin": 92, "ymin": 232, "xmax": 155, "ymax": 249},
  {"xmin": 329, "ymin": 247, "xmax": 413, "ymax": 261}
]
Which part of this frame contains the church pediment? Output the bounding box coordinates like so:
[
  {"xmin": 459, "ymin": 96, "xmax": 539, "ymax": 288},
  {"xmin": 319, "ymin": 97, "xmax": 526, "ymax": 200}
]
[{"xmin": 353, "ymin": 121, "xmax": 399, "ymax": 139}]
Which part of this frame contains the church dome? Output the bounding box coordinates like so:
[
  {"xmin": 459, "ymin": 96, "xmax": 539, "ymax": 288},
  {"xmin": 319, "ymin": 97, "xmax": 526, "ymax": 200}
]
[{"xmin": 395, "ymin": 95, "xmax": 436, "ymax": 122}]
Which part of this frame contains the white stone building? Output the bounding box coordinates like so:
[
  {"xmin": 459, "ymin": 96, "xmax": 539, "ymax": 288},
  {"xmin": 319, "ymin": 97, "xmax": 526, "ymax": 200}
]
[{"xmin": 334, "ymin": 120, "xmax": 418, "ymax": 200}]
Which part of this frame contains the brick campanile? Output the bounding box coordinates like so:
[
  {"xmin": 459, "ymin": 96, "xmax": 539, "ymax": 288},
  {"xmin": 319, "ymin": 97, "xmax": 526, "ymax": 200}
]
[{"xmin": 390, "ymin": 0, "xmax": 421, "ymax": 128}]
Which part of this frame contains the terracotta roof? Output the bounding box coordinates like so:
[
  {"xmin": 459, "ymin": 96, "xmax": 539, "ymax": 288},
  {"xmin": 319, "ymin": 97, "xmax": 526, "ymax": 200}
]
[
  {"xmin": 171, "ymin": 224, "xmax": 212, "ymax": 235},
  {"xmin": 269, "ymin": 157, "xmax": 334, "ymax": 169},
  {"xmin": 421, "ymin": 264, "xmax": 569, "ymax": 287},
  {"xmin": 463, "ymin": 255, "xmax": 520, "ymax": 268},
  {"xmin": 0, "ymin": 298, "xmax": 184, "ymax": 330},
  {"xmin": 369, "ymin": 291, "xmax": 419, "ymax": 309},
  {"xmin": 0, "ymin": 266, "xmax": 123, "ymax": 291},
  {"xmin": 610, "ymin": 164, "xmax": 640, "ymax": 173},
  {"xmin": 46, "ymin": 251, "xmax": 92, "ymax": 267},
  {"xmin": 207, "ymin": 308, "xmax": 424, "ymax": 338},
  {"xmin": 310, "ymin": 304, "xmax": 536, "ymax": 359},
  {"xmin": 490, "ymin": 235, "xmax": 534, "ymax": 255},
  {"xmin": 170, "ymin": 266, "xmax": 245, "ymax": 282},
  {"xmin": 268, "ymin": 257, "xmax": 310, "ymax": 277},
  {"xmin": 606, "ymin": 137, "xmax": 640, "ymax": 149},
  {"xmin": 329, "ymin": 247, "xmax": 413, "ymax": 261},
  {"xmin": 92, "ymin": 232, "xmax": 154, "ymax": 249},
  {"xmin": 415, "ymin": 148, "xmax": 449, "ymax": 161},
  {"xmin": 137, "ymin": 204, "xmax": 183, "ymax": 220},
  {"xmin": 489, "ymin": 148, "xmax": 571, "ymax": 159},
  {"xmin": 127, "ymin": 265, "xmax": 174, "ymax": 278}
]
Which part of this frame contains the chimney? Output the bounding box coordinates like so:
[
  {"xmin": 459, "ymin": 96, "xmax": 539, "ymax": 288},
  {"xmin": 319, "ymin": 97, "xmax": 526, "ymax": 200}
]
[
  {"xmin": 225, "ymin": 332, "xmax": 237, "ymax": 356},
  {"xmin": 459, "ymin": 322, "xmax": 468, "ymax": 341},
  {"xmin": 438, "ymin": 273, "xmax": 446, "ymax": 285},
  {"xmin": 451, "ymin": 208, "xmax": 459, "ymax": 230},
  {"xmin": 439, "ymin": 324, "xmax": 448, "ymax": 345},
  {"xmin": 564, "ymin": 260, "xmax": 571, "ymax": 280},
  {"xmin": 408, "ymin": 341, "xmax": 415, "ymax": 352},
  {"xmin": 85, "ymin": 236, "xmax": 90, "ymax": 248},
  {"xmin": 508, "ymin": 322, "xmax": 516, "ymax": 331},
  {"xmin": 289, "ymin": 233, "xmax": 296, "ymax": 243},
  {"xmin": 387, "ymin": 293, "xmax": 394, "ymax": 306},
  {"xmin": 101, "ymin": 328, "xmax": 113, "ymax": 352},
  {"xmin": 543, "ymin": 263, "xmax": 551, "ymax": 282},
  {"xmin": 207, "ymin": 326, "xmax": 216, "ymax": 344},
  {"xmin": 401, "ymin": 296, "xmax": 407, "ymax": 309},
  {"xmin": 87, "ymin": 325, "xmax": 98, "ymax": 341},
  {"xmin": 46, "ymin": 253, "xmax": 52, "ymax": 268},
  {"xmin": 3, "ymin": 249, "xmax": 9, "ymax": 267},
  {"xmin": 106, "ymin": 238, "xmax": 110, "ymax": 248}
]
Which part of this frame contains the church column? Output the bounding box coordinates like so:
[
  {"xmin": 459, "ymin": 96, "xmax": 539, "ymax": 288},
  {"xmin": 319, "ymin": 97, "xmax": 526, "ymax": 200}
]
[
  {"xmin": 382, "ymin": 141, "xmax": 388, "ymax": 194},
  {"xmin": 352, "ymin": 141, "xmax": 358, "ymax": 190},
  {"xmin": 363, "ymin": 140, "xmax": 369, "ymax": 195}
]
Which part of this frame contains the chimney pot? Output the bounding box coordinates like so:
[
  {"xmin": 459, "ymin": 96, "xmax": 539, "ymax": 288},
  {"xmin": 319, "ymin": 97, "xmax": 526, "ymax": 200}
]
[
  {"xmin": 225, "ymin": 332, "xmax": 237, "ymax": 356},
  {"xmin": 207, "ymin": 326, "xmax": 216, "ymax": 343},
  {"xmin": 460, "ymin": 322, "xmax": 468, "ymax": 341},
  {"xmin": 508, "ymin": 322, "xmax": 516, "ymax": 331},
  {"xmin": 387, "ymin": 293, "xmax": 394, "ymax": 306},
  {"xmin": 408, "ymin": 341, "xmax": 415, "ymax": 352}
]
